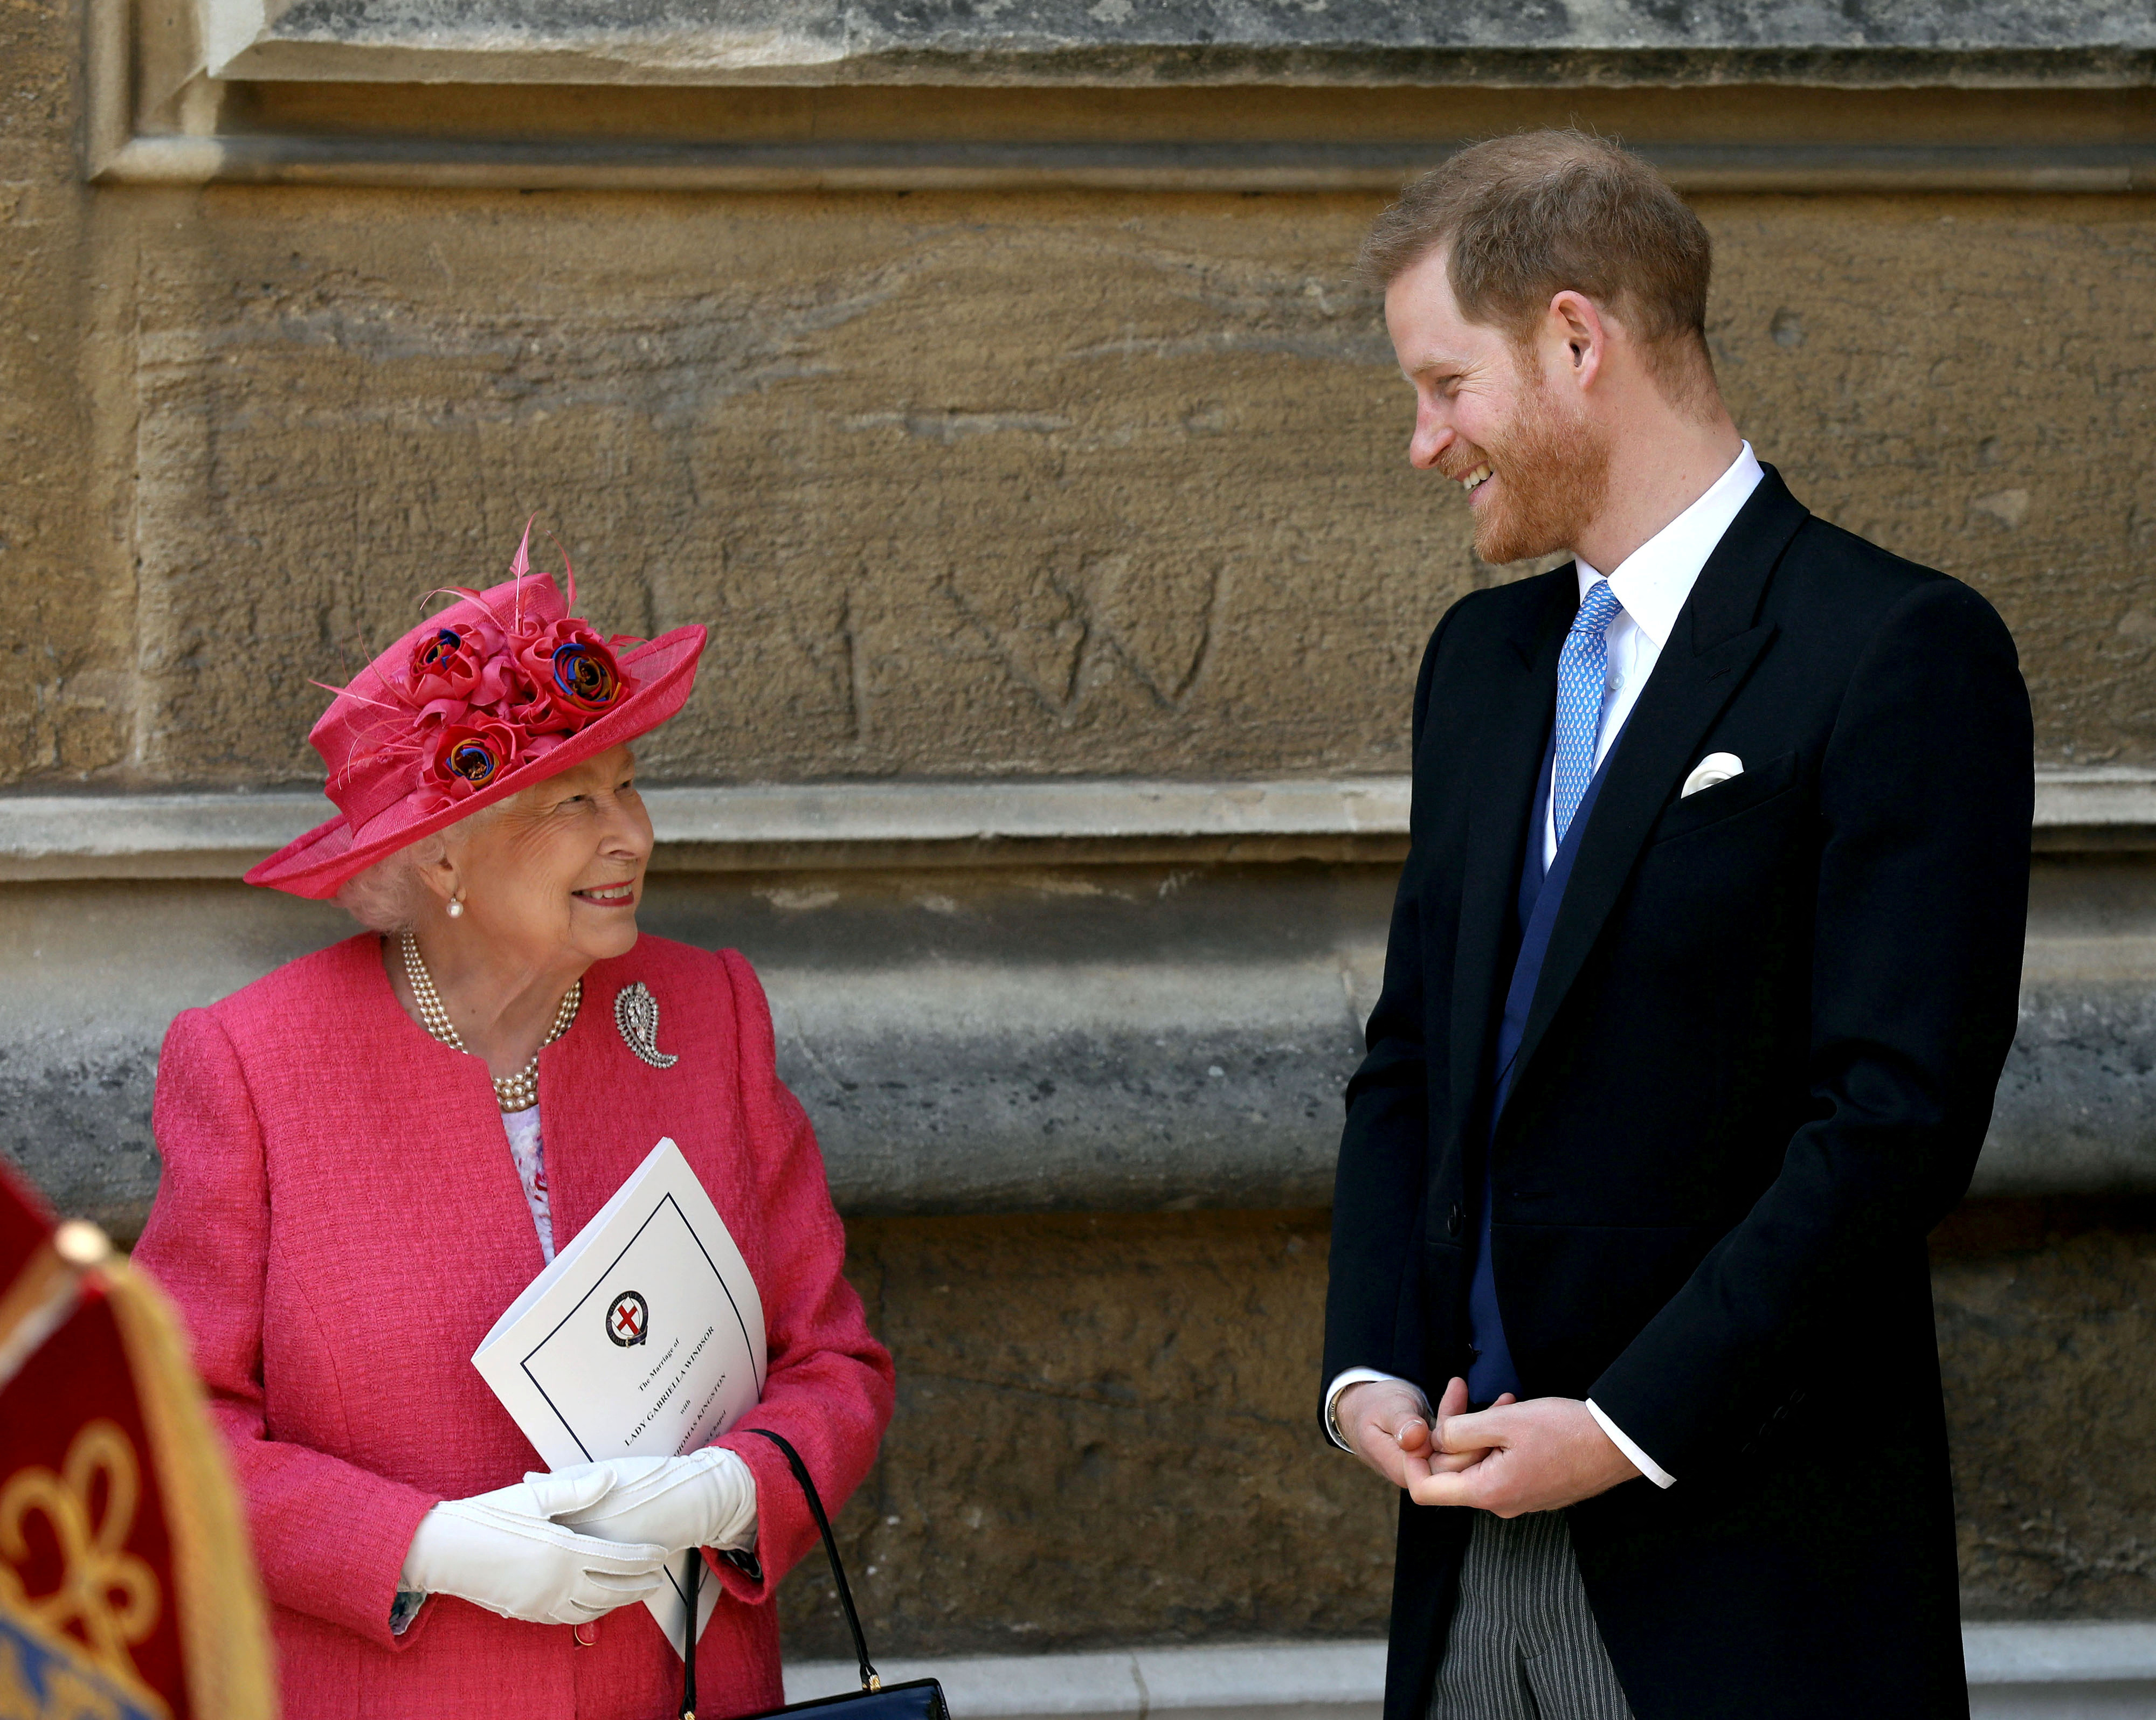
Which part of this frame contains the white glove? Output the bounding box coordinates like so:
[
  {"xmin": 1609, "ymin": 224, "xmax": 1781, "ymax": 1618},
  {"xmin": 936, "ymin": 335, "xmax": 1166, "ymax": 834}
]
[
  {"xmin": 399, "ymin": 1476, "xmax": 672, "ymax": 1626},
  {"xmin": 526, "ymin": 1447, "xmax": 757, "ymax": 1556}
]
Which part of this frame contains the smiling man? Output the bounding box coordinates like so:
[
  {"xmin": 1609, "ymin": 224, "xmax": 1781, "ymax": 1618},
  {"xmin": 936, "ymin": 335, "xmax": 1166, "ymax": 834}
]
[{"xmin": 1321, "ymin": 132, "xmax": 2033, "ymax": 1719}]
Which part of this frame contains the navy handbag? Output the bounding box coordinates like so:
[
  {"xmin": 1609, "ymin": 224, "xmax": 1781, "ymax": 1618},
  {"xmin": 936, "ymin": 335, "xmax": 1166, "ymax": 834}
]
[{"xmin": 676, "ymin": 1427, "xmax": 950, "ymax": 1720}]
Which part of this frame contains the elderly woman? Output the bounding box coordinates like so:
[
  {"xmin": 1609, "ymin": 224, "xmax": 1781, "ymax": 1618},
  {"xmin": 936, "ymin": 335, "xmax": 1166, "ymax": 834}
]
[{"xmin": 134, "ymin": 539, "xmax": 893, "ymax": 1719}]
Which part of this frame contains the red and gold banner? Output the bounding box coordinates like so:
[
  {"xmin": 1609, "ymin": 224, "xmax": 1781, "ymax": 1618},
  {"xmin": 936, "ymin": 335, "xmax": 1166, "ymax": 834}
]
[{"xmin": 0, "ymin": 1162, "xmax": 274, "ymax": 1720}]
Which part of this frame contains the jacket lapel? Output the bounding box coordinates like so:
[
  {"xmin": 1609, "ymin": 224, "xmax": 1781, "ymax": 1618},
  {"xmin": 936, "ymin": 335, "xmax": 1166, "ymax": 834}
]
[
  {"xmin": 1501, "ymin": 469, "xmax": 1809, "ymax": 1112},
  {"xmin": 1444, "ymin": 572, "xmax": 1573, "ymax": 1160}
]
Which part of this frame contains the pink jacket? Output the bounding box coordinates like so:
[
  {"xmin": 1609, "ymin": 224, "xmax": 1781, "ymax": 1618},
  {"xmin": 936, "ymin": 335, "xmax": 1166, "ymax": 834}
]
[{"xmin": 135, "ymin": 933, "xmax": 895, "ymax": 1720}]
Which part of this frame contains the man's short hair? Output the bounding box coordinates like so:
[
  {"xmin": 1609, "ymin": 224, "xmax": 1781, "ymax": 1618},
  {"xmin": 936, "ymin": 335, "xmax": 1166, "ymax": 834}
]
[{"xmin": 1361, "ymin": 130, "xmax": 1715, "ymax": 398}]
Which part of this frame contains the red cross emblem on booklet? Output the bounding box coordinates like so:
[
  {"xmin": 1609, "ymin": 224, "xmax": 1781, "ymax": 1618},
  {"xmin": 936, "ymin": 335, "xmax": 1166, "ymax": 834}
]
[{"xmin": 606, "ymin": 1290, "xmax": 649, "ymax": 1347}]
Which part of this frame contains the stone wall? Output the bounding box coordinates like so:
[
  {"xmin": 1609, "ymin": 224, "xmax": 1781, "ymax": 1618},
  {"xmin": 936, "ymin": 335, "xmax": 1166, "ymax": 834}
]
[
  {"xmin": 776, "ymin": 1203, "xmax": 2156, "ymax": 1660},
  {"xmin": 5, "ymin": 0, "xmax": 2155, "ymax": 1669},
  {"xmin": 5, "ymin": 0, "xmax": 2151, "ymax": 792},
  {"xmin": 6, "ymin": 186, "xmax": 2152, "ymax": 786},
  {"xmin": 1936, "ymin": 1198, "xmax": 2156, "ymax": 1621},
  {"xmin": 787, "ymin": 1211, "xmax": 1389, "ymax": 1659}
]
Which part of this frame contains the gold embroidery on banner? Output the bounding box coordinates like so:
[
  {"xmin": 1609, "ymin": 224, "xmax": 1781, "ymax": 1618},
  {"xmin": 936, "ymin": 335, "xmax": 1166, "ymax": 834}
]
[
  {"xmin": 0, "ymin": 1422, "xmax": 163, "ymax": 1713},
  {"xmin": 0, "ymin": 1628, "xmax": 129, "ymax": 1720},
  {"xmin": 100, "ymin": 1258, "xmax": 274, "ymax": 1720}
]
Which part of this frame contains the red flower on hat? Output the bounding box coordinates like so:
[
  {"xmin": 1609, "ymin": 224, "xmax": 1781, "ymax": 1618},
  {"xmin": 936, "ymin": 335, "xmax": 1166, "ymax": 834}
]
[
  {"xmin": 431, "ymin": 718, "xmax": 524, "ymax": 800},
  {"xmin": 509, "ymin": 620, "xmax": 627, "ymax": 732},
  {"xmin": 406, "ymin": 620, "xmax": 520, "ymax": 731}
]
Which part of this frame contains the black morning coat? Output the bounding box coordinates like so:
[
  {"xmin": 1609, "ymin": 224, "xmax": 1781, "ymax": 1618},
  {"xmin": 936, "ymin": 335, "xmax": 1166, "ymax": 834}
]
[{"xmin": 1322, "ymin": 468, "xmax": 2033, "ymax": 1720}]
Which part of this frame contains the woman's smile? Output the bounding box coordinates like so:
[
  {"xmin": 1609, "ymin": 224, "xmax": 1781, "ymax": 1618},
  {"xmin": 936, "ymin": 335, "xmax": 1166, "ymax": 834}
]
[{"xmin": 572, "ymin": 880, "xmax": 638, "ymax": 906}]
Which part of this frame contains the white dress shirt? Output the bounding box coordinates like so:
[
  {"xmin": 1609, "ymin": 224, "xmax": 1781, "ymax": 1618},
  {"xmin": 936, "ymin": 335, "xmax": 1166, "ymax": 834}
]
[
  {"xmin": 1326, "ymin": 443, "xmax": 1766, "ymax": 1492},
  {"xmin": 1546, "ymin": 441, "xmax": 1765, "ymax": 865}
]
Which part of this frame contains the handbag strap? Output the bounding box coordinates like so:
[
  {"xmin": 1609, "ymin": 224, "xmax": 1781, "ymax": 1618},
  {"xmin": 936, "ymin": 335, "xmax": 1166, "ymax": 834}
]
[
  {"xmin": 749, "ymin": 1427, "xmax": 882, "ymax": 1693},
  {"xmin": 680, "ymin": 1549, "xmax": 700, "ymax": 1720}
]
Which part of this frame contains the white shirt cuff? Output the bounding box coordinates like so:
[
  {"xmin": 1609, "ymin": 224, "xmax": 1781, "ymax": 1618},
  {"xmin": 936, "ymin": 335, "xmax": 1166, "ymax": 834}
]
[
  {"xmin": 1324, "ymin": 1368, "xmax": 1432, "ymax": 1452},
  {"xmin": 1586, "ymin": 1398, "xmax": 1675, "ymax": 1489}
]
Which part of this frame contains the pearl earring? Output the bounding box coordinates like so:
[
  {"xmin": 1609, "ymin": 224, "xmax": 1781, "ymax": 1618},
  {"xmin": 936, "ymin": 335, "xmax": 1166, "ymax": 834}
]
[{"xmin": 447, "ymin": 895, "xmax": 465, "ymax": 919}]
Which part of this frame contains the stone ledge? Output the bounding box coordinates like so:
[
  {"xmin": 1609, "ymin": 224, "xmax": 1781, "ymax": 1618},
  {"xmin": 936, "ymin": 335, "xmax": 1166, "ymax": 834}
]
[
  {"xmin": 0, "ymin": 771, "xmax": 2145, "ymax": 880},
  {"xmin": 198, "ymin": 0, "xmax": 2156, "ymax": 88},
  {"xmin": 782, "ymin": 1625, "xmax": 2156, "ymax": 1717},
  {"xmin": 2, "ymin": 778, "xmax": 2147, "ymax": 1232},
  {"xmin": 0, "ymin": 779, "xmax": 1412, "ymax": 879},
  {"xmin": 6, "ymin": 929, "xmax": 2151, "ymax": 1234},
  {"xmin": 89, "ymin": 136, "xmax": 2156, "ymax": 194},
  {"xmin": 2031, "ymin": 768, "xmax": 2156, "ymax": 850},
  {"xmin": 1965, "ymin": 1621, "xmax": 2156, "ymax": 1686}
]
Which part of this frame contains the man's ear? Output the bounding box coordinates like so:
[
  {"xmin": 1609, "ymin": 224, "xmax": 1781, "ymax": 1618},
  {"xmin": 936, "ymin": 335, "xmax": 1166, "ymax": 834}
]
[{"xmin": 1546, "ymin": 290, "xmax": 1607, "ymax": 391}]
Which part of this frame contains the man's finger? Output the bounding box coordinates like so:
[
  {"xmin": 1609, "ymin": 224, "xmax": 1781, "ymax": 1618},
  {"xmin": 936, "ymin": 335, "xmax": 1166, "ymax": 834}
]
[
  {"xmin": 1436, "ymin": 1377, "xmax": 1470, "ymax": 1421},
  {"xmin": 1437, "ymin": 1405, "xmax": 1513, "ymax": 1456},
  {"xmin": 1396, "ymin": 1416, "xmax": 1433, "ymax": 1454},
  {"xmin": 1407, "ymin": 1467, "xmax": 1489, "ymax": 1510}
]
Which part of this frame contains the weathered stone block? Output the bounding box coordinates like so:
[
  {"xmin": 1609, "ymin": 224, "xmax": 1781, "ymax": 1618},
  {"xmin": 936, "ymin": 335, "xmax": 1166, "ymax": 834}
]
[
  {"xmin": 778, "ymin": 1210, "xmax": 1395, "ymax": 1659},
  {"xmin": 1937, "ymin": 1198, "xmax": 2156, "ymax": 1620}
]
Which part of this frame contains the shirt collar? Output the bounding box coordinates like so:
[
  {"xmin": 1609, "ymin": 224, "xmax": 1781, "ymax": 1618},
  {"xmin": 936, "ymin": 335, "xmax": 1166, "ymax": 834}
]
[{"xmin": 1574, "ymin": 442, "xmax": 1765, "ymax": 650}]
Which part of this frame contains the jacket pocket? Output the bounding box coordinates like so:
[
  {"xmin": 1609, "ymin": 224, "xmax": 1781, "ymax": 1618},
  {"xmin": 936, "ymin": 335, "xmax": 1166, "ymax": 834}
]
[{"xmin": 1649, "ymin": 749, "xmax": 1800, "ymax": 846}]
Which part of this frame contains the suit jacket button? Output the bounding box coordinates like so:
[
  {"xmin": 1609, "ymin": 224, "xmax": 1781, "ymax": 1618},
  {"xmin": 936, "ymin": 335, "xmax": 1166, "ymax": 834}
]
[{"xmin": 1447, "ymin": 1203, "xmax": 1464, "ymax": 1237}]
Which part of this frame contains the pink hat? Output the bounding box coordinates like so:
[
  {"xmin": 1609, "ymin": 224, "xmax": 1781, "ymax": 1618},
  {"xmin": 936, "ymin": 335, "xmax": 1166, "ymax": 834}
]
[{"xmin": 246, "ymin": 529, "xmax": 706, "ymax": 900}]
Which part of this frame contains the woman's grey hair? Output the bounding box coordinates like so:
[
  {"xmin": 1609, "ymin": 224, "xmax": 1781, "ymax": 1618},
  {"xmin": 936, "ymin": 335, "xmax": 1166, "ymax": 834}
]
[{"xmin": 334, "ymin": 801, "xmax": 509, "ymax": 933}]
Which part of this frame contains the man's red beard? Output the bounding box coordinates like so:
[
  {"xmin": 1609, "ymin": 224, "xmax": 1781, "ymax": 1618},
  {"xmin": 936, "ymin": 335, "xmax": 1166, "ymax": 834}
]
[{"xmin": 1461, "ymin": 356, "xmax": 1612, "ymax": 566}]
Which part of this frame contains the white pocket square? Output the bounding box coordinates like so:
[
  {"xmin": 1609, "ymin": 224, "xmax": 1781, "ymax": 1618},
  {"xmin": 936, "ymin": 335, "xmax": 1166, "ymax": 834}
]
[{"xmin": 1681, "ymin": 753, "xmax": 1744, "ymax": 798}]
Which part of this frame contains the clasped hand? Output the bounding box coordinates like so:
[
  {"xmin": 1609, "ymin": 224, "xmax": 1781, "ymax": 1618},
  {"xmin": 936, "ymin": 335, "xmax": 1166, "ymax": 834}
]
[
  {"xmin": 527, "ymin": 1446, "xmax": 756, "ymax": 1557},
  {"xmin": 400, "ymin": 1448, "xmax": 756, "ymax": 1626},
  {"xmin": 1338, "ymin": 1377, "xmax": 1638, "ymax": 1516}
]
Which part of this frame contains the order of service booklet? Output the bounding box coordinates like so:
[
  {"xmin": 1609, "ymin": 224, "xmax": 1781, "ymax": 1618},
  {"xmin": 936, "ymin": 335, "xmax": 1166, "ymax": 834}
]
[{"xmin": 472, "ymin": 1136, "xmax": 767, "ymax": 1653}]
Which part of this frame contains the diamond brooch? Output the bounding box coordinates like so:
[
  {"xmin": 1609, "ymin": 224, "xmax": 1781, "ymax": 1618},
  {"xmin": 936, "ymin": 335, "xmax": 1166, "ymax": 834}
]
[{"xmin": 614, "ymin": 981, "xmax": 679, "ymax": 1070}]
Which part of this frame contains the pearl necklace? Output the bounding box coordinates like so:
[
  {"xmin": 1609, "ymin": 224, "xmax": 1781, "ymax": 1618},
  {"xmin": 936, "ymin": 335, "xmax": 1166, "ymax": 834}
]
[{"xmin": 400, "ymin": 929, "xmax": 580, "ymax": 1113}]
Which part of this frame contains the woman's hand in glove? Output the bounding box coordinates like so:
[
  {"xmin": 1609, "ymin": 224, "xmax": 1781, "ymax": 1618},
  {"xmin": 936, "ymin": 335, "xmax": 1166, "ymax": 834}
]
[
  {"xmin": 526, "ymin": 1446, "xmax": 757, "ymax": 1556},
  {"xmin": 399, "ymin": 1478, "xmax": 672, "ymax": 1625}
]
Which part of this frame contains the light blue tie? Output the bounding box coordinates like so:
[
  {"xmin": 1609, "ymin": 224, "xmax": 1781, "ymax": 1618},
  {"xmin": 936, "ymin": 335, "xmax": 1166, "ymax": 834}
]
[{"xmin": 1552, "ymin": 579, "xmax": 1625, "ymax": 848}]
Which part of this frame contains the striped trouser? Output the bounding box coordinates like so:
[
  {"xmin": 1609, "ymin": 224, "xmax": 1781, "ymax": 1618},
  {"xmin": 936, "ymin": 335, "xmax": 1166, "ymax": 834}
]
[{"xmin": 1428, "ymin": 1510, "xmax": 1637, "ymax": 1720}]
